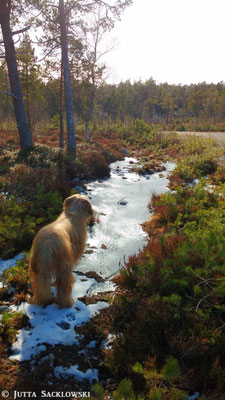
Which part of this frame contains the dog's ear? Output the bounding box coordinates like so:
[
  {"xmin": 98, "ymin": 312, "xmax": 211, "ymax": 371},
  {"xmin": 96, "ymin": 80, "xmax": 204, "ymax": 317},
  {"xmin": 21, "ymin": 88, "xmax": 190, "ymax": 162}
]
[
  {"xmin": 63, "ymin": 196, "xmax": 76, "ymax": 211},
  {"xmin": 79, "ymin": 198, "xmax": 93, "ymax": 216}
]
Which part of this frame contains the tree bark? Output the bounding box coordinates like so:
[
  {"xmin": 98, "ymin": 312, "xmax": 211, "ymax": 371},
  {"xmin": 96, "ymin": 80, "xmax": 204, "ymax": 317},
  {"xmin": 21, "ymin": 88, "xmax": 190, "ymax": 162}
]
[
  {"xmin": 85, "ymin": 120, "xmax": 90, "ymax": 143},
  {"xmin": 0, "ymin": 0, "xmax": 33, "ymax": 150},
  {"xmin": 25, "ymin": 62, "xmax": 31, "ymax": 132},
  {"xmin": 85, "ymin": 67, "xmax": 95, "ymax": 143},
  {"xmin": 59, "ymin": 57, "xmax": 64, "ymax": 149},
  {"xmin": 59, "ymin": 0, "xmax": 76, "ymax": 159}
]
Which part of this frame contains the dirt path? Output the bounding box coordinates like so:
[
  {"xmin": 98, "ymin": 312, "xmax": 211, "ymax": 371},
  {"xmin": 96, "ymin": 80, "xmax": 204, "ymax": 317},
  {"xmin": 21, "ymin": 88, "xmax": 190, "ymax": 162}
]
[{"xmin": 176, "ymin": 131, "xmax": 225, "ymax": 144}]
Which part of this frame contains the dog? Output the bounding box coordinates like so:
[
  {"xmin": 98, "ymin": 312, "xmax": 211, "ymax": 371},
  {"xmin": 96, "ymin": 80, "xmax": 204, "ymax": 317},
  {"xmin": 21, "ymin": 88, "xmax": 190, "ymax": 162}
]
[{"xmin": 29, "ymin": 194, "xmax": 94, "ymax": 308}]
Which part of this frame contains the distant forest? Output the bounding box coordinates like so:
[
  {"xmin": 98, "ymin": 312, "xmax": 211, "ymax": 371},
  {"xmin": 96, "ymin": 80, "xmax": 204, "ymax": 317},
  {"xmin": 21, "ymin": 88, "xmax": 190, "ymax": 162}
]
[{"xmin": 1, "ymin": 47, "xmax": 225, "ymax": 132}]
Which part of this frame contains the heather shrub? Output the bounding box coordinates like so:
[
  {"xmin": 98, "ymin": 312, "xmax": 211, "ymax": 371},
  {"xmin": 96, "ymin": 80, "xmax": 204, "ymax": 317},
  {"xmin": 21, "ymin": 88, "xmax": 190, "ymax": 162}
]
[
  {"xmin": 3, "ymin": 256, "xmax": 29, "ymax": 292},
  {"xmin": 174, "ymin": 154, "xmax": 217, "ymax": 182},
  {"xmin": 15, "ymin": 145, "xmax": 60, "ymax": 169},
  {"xmin": 0, "ymin": 197, "xmax": 36, "ymax": 258},
  {"xmin": 0, "ymin": 185, "xmax": 62, "ymax": 258},
  {"xmin": 80, "ymin": 150, "xmax": 110, "ymax": 179},
  {"xmin": 210, "ymin": 164, "xmax": 225, "ymax": 184},
  {"xmin": 0, "ymin": 312, "xmax": 23, "ymax": 344},
  {"xmin": 0, "ymin": 311, "xmax": 29, "ymax": 346}
]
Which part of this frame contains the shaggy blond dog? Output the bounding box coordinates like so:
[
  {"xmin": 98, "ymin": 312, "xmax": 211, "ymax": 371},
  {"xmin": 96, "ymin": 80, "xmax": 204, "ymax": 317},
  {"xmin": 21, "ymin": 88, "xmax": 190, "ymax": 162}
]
[{"xmin": 29, "ymin": 194, "xmax": 94, "ymax": 308}]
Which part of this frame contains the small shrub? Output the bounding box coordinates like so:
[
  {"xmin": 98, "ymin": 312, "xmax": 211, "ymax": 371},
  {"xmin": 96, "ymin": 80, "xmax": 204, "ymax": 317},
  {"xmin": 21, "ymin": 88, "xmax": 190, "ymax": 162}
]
[
  {"xmin": 81, "ymin": 150, "xmax": 110, "ymax": 179},
  {"xmin": 0, "ymin": 197, "xmax": 36, "ymax": 258},
  {"xmin": 3, "ymin": 255, "xmax": 29, "ymax": 292},
  {"xmin": 113, "ymin": 378, "xmax": 135, "ymax": 400},
  {"xmin": 92, "ymin": 383, "xmax": 105, "ymax": 400},
  {"xmin": 0, "ymin": 311, "xmax": 24, "ymax": 345},
  {"xmin": 0, "ymin": 184, "xmax": 63, "ymax": 258},
  {"xmin": 16, "ymin": 145, "xmax": 60, "ymax": 169},
  {"xmin": 132, "ymin": 357, "xmax": 187, "ymax": 400}
]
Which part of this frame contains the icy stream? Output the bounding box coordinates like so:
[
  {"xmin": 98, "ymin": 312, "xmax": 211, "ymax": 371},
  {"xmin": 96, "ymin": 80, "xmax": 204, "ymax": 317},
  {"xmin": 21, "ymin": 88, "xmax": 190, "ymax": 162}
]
[{"xmin": 76, "ymin": 157, "xmax": 175, "ymax": 292}]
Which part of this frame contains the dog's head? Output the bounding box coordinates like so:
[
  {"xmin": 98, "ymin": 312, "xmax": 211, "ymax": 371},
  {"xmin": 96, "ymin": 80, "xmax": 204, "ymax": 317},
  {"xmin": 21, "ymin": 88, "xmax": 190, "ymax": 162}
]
[{"xmin": 63, "ymin": 194, "xmax": 95, "ymax": 225}]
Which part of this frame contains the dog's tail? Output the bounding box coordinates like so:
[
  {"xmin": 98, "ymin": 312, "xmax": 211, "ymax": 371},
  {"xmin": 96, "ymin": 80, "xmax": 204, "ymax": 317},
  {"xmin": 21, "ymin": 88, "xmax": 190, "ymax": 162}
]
[{"xmin": 29, "ymin": 238, "xmax": 55, "ymax": 277}]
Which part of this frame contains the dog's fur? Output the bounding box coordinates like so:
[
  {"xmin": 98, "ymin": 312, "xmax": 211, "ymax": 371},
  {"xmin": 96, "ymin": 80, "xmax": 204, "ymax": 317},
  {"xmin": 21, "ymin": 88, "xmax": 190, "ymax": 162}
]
[{"xmin": 29, "ymin": 194, "xmax": 94, "ymax": 308}]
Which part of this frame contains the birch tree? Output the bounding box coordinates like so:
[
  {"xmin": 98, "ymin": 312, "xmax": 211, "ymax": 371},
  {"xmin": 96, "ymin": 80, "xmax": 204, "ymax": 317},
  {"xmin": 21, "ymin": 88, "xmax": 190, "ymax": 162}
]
[{"xmin": 81, "ymin": 4, "xmax": 116, "ymax": 142}]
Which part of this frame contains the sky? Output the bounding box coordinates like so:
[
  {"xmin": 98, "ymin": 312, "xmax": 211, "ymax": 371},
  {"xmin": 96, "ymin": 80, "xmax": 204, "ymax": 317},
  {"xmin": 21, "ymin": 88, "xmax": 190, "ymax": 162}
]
[{"xmin": 102, "ymin": 0, "xmax": 225, "ymax": 85}]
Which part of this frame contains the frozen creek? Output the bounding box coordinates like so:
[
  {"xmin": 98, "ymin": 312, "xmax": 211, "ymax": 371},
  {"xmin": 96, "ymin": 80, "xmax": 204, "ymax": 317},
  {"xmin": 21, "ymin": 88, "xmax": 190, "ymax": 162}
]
[{"xmin": 77, "ymin": 157, "xmax": 175, "ymax": 293}]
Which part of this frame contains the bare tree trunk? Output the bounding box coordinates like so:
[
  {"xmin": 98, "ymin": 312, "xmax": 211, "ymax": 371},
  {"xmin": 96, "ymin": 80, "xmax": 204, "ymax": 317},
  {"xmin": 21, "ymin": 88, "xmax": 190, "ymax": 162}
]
[
  {"xmin": 59, "ymin": 58, "xmax": 64, "ymax": 149},
  {"xmin": 85, "ymin": 88, "xmax": 94, "ymax": 143},
  {"xmin": 85, "ymin": 120, "xmax": 90, "ymax": 143},
  {"xmin": 0, "ymin": 1, "xmax": 33, "ymax": 150},
  {"xmin": 85, "ymin": 67, "xmax": 96, "ymax": 143},
  {"xmin": 25, "ymin": 63, "xmax": 31, "ymax": 132},
  {"xmin": 59, "ymin": 0, "xmax": 76, "ymax": 159}
]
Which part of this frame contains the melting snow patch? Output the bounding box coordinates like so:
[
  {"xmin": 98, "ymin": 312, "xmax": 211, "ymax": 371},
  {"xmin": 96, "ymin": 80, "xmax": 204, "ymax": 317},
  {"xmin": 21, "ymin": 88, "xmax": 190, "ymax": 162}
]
[
  {"xmin": 9, "ymin": 273, "xmax": 109, "ymax": 362},
  {"xmin": 0, "ymin": 253, "xmax": 24, "ymax": 275},
  {"xmin": 87, "ymin": 302, "xmax": 109, "ymax": 318},
  {"xmin": 87, "ymin": 279, "xmax": 116, "ymax": 296},
  {"xmin": 55, "ymin": 365, "xmax": 98, "ymax": 383},
  {"xmin": 188, "ymin": 393, "xmax": 200, "ymax": 400},
  {"xmin": 102, "ymin": 334, "xmax": 117, "ymax": 350},
  {"xmin": 87, "ymin": 340, "xmax": 96, "ymax": 349}
]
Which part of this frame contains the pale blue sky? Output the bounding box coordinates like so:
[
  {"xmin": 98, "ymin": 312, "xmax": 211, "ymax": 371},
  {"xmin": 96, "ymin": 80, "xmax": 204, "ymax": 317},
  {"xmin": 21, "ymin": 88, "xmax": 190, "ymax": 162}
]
[{"xmin": 102, "ymin": 0, "xmax": 225, "ymax": 85}]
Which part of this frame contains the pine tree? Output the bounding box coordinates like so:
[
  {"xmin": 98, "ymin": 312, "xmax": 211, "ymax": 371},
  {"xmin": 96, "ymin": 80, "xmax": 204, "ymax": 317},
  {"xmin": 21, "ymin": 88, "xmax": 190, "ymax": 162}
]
[{"xmin": 0, "ymin": 0, "xmax": 33, "ymax": 149}]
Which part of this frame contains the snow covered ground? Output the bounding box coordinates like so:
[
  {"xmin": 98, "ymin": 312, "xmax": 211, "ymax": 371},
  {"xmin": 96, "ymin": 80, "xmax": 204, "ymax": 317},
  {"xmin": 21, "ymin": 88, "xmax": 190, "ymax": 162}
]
[
  {"xmin": 0, "ymin": 255, "xmax": 111, "ymax": 384},
  {"xmin": 9, "ymin": 273, "xmax": 109, "ymax": 364}
]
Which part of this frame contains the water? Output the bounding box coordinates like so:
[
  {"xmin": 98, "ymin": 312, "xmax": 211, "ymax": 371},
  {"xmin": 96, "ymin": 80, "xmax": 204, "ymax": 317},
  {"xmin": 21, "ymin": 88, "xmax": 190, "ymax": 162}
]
[{"xmin": 76, "ymin": 157, "xmax": 175, "ymax": 283}]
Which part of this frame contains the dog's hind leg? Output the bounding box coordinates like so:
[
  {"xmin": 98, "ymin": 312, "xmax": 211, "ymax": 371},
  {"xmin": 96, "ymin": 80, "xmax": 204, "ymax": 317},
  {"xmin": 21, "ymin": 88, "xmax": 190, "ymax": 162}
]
[
  {"xmin": 29, "ymin": 240, "xmax": 54, "ymax": 307},
  {"xmin": 55, "ymin": 261, "xmax": 75, "ymax": 308},
  {"xmin": 32, "ymin": 269, "xmax": 53, "ymax": 307}
]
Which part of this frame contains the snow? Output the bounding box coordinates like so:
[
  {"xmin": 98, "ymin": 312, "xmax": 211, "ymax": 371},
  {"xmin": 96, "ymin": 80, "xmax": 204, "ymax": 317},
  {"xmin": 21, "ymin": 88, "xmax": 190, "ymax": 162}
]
[
  {"xmin": 9, "ymin": 273, "xmax": 109, "ymax": 362},
  {"xmin": 87, "ymin": 340, "xmax": 97, "ymax": 349},
  {"xmin": 102, "ymin": 334, "xmax": 117, "ymax": 350},
  {"xmin": 55, "ymin": 365, "xmax": 98, "ymax": 383},
  {"xmin": 0, "ymin": 253, "xmax": 24, "ymax": 275},
  {"xmin": 188, "ymin": 393, "xmax": 200, "ymax": 400}
]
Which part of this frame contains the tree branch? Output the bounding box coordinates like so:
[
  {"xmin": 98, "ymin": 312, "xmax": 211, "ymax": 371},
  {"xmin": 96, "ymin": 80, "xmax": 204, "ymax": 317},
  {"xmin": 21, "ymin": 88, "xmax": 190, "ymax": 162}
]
[
  {"xmin": 0, "ymin": 90, "xmax": 18, "ymax": 99},
  {"xmin": 36, "ymin": 43, "xmax": 60, "ymax": 62},
  {"xmin": 12, "ymin": 25, "xmax": 31, "ymax": 36},
  {"xmin": 32, "ymin": 36, "xmax": 61, "ymax": 45}
]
